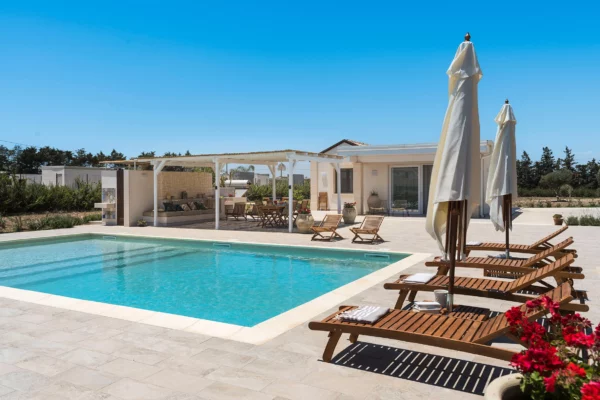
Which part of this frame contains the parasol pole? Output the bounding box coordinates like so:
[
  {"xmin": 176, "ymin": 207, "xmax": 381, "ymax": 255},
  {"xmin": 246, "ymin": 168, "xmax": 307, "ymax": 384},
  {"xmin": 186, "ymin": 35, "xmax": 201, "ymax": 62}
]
[
  {"xmin": 446, "ymin": 201, "xmax": 460, "ymax": 311},
  {"xmin": 504, "ymin": 193, "xmax": 511, "ymax": 258},
  {"xmin": 503, "ymin": 99, "xmax": 511, "ymax": 259}
]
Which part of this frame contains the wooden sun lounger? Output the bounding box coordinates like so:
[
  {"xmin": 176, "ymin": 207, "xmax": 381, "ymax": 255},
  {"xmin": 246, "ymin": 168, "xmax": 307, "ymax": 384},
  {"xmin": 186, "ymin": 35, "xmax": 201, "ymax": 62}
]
[
  {"xmin": 311, "ymin": 214, "xmax": 343, "ymax": 241},
  {"xmin": 426, "ymin": 237, "xmax": 582, "ymax": 279},
  {"xmin": 465, "ymin": 225, "xmax": 575, "ymax": 256},
  {"xmin": 385, "ymin": 254, "xmax": 587, "ymax": 312},
  {"xmin": 309, "ymin": 283, "xmax": 574, "ymax": 362},
  {"xmin": 350, "ymin": 216, "xmax": 385, "ymax": 243}
]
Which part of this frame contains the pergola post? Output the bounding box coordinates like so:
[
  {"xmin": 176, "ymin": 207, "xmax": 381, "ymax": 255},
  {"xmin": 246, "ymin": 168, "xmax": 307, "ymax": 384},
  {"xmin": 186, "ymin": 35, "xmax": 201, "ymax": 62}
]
[
  {"xmin": 214, "ymin": 158, "xmax": 220, "ymax": 230},
  {"xmin": 288, "ymin": 159, "xmax": 296, "ymax": 233},
  {"xmin": 153, "ymin": 160, "xmax": 167, "ymax": 227},
  {"xmin": 268, "ymin": 165, "xmax": 277, "ymax": 202},
  {"xmin": 335, "ymin": 163, "xmax": 342, "ymax": 214}
]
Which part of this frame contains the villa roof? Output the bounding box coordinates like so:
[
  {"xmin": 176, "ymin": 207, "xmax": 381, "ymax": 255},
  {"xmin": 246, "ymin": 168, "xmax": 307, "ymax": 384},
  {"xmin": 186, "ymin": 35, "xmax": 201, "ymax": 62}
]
[
  {"xmin": 130, "ymin": 149, "xmax": 343, "ymax": 167},
  {"xmin": 321, "ymin": 139, "xmax": 368, "ymax": 154}
]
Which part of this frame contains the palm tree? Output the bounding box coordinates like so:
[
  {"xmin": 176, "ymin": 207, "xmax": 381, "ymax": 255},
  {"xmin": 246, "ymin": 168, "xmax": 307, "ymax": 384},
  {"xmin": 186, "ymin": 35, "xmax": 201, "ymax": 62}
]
[
  {"xmin": 277, "ymin": 163, "xmax": 286, "ymax": 178},
  {"xmin": 234, "ymin": 165, "xmax": 255, "ymax": 172}
]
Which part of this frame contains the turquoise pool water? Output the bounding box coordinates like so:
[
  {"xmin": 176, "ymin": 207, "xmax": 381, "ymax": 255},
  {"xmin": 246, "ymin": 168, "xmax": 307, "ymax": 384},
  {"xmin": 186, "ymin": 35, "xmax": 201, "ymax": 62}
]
[{"xmin": 0, "ymin": 235, "xmax": 406, "ymax": 326}]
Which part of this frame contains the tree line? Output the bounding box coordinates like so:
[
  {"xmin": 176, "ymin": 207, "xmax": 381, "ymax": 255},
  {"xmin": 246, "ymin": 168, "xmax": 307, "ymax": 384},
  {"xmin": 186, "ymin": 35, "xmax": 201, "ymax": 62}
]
[
  {"xmin": 0, "ymin": 145, "xmax": 198, "ymax": 174},
  {"xmin": 517, "ymin": 146, "xmax": 600, "ymax": 198}
]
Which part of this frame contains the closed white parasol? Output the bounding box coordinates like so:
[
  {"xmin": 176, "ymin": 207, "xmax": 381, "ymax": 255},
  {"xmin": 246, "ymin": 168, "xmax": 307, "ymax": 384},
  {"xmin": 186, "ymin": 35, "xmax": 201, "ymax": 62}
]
[
  {"xmin": 486, "ymin": 100, "xmax": 518, "ymax": 256},
  {"xmin": 425, "ymin": 33, "xmax": 483, "ymax": 310}
]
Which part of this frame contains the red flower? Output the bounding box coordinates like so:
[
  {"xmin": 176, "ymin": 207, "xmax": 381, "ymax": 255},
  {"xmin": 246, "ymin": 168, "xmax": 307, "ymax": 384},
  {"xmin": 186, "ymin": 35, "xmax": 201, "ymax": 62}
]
[
  {"xmin": 564, "ymin": 332, "xmax": 595, "ymax": 348},
  {"xmin": 566, "ymin": 362, "xmax": 587, "ymax": 378},
  {"xmin": 581, "ymin": 381, "xmax": 600, "ymax": 400},
  {"xmin": 541, "ymin": 296, "xmax": 560, "ymax": 317},
  {"xmin": 506, "ymin": 307, "xmax": 524, "ymax": 327},
  {"xmin": 525, "ymin": 298, "xmax": 542, "ymax": 309},
  {"xmin": 510, "ymin": 343, "xmax": 563, "ymax": 374},
  {"xmin": 544, "ymin": 373, "xmax": 557, "ymax": 393}
]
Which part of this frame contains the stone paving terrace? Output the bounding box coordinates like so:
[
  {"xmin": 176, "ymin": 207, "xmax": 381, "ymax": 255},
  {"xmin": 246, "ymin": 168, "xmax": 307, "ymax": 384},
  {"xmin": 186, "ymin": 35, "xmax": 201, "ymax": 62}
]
[{"xmin": 0, "ymin": 208, "xmax": 597, "ymax": 399}]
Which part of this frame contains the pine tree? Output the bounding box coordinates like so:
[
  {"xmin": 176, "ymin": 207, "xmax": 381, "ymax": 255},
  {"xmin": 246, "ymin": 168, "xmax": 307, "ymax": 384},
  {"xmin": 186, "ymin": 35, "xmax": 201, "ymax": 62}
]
[
  {"xmin": 536, "ymin": 147, "xmax": 556, "ymax": 178},
  {"xmin": 517, "ymin": 151, "xmax": 535, "ymax": 188},
  {"xmin": 562, "ymin": 146, "xmax": 576, "ymax": 171}
]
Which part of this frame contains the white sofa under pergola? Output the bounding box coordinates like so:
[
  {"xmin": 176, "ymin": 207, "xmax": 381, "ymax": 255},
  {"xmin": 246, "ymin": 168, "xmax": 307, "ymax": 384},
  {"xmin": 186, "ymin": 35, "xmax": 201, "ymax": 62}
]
[{"xmin": 134, "ymin": 150, "xmax": 345, "ymax": 232}]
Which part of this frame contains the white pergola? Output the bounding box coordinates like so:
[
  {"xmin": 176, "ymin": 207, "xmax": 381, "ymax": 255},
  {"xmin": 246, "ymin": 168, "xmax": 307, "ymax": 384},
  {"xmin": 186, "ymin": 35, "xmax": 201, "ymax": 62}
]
[{"xmin": 134, "ymin": 150, "xmax": 345, "ymax": 233}]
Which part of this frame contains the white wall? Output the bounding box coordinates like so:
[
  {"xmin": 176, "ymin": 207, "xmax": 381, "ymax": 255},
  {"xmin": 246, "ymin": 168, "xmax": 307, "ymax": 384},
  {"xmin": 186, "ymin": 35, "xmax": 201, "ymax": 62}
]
[
  {"xmin": 123, "ymin": 170, "xmax": 154, "ymax": 227},
  {"xmin": 65, "ymin": 168, "xmax": 103, "ymax": 187},
  {"xmin": 42, "ymin": 169, "xmax": 63, "ymax": 186},
  {"xmin": 17, "ymin": 174, "xmax": 42, "ymax": 184},
  {"xmin": 41, "ymin": 167, "xmax": 104, "ymax": 187}
]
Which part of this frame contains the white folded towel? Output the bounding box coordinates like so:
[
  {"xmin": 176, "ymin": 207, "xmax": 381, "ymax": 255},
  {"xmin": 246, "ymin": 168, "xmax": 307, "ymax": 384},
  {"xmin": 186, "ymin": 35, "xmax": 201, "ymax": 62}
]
[
  {"xmin": 337, "ymin": 306, "xmax": 389, "ymax": 324},
  {"xmin": 402, "ymin": 273, "xmax": 435, "ymax": 284},
  {"xmin": 414, "ymin": 301, "xmax": 441, "ymax": 310},
  {"xmin": 466, "ymin": 241, "xmax": 482, "ymax": 246}
]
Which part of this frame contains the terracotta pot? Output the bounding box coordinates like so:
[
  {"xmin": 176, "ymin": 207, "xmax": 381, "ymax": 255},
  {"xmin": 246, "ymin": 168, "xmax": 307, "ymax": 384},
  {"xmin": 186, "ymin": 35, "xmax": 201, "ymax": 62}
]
[
  {"xmin": 367, "ymin": 194, "xmax": 381, "ymax": 209},
  {"xmin": 553, "ymin": 217, "xmax": 563, "ymax": 226},
  {"xmin": 342, "ymin": 207, "xmax": 357, "ymax": 224},
  {"xmin": 484, "ymin": 374, "xmax": 526, "ymax": 400},
  {"xmin": 296, "ymin": 214, "xmax": 314, "ymax": 234}
]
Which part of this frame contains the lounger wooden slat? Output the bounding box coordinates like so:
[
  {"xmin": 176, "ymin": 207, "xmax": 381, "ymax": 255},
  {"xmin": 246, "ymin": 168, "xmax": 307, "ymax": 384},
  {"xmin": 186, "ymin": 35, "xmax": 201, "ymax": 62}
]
[
  {"xmin": 414, "ymin": 314, "xmax": 441, "ymax": 333},
  {"xmin": 389, "ymin": 312, "xmax": 420, "ymax": 330},
  {"xmin": 385, "ymin": 254, "xmax": 587, "ymax": 312}
]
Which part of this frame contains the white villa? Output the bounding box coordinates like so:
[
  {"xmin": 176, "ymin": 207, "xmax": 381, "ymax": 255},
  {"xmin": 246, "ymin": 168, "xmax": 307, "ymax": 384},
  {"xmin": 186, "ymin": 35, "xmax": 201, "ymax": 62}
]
[{"xmin": 310, "ymin": 139, "xmax": 494, "ymax": 217}]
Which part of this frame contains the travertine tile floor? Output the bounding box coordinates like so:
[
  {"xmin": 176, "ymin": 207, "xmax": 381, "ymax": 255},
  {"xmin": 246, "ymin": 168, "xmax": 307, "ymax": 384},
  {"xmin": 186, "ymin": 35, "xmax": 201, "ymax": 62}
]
[{"xmin": 0, "ymin": 208, "xmax": 597, "ymax": 399}]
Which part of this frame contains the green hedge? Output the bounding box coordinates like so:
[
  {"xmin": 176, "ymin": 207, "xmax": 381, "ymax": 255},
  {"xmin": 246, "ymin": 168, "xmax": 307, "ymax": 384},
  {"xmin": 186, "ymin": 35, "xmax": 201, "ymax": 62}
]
[
  {"xmin": 566, "ymin": 214, "xmax": 600, "ymax": 226},
  {"xmin": 518, "ymin": 186, "xmax": 600, "ymax": 198},
  {"xmin": 0, "ymin": 174, "xmax": 101, "ymax": 214}
]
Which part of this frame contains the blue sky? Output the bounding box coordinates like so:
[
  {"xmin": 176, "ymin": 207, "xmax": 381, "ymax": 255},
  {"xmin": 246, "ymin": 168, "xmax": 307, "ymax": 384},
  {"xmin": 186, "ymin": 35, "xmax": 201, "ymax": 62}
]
[{"xmin": 1, "ymin": 1, "xmax": 599, "ymax": 177}]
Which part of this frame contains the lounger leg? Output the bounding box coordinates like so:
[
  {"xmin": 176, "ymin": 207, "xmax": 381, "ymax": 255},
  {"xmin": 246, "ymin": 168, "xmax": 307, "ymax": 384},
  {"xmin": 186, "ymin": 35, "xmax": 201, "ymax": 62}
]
[
  {"xmin": 349, "ymin": 333, "xmax": 359, "ymax": 343},
  {"xmin": 322, "ymin": 331, "xmax": 342, "ymax": 362},
  {"xmin": 408, "ymin": 291, "xmax": 418, "ymax": 302},
  {"xmin": 394, "ymin": 290, "xmax": 409, "ymax": 309}
]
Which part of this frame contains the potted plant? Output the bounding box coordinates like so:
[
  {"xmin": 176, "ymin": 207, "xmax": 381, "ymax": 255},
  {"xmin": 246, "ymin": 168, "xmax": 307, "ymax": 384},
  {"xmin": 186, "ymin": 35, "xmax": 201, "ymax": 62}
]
[
  {"xmin": 295, "ymin": 208, "xmax": 314, "ymax": 234},
  {"xmin": 553, "ymin": 214, "xmax": 564, "ymax": 226},
  {"xmin": 367, "ymin": 189, "xmax": 382, "ymax": 209},
  {"xmin": 137, "ymin": 219, "xmax": 147, "ymax": 227},
  {"xmin": 484, "ymin": 296, "xmax": 600, "ymax": 399},
  {"xmin": 343, "ymin": 202, "xmax": 357, "ymax": 224}
]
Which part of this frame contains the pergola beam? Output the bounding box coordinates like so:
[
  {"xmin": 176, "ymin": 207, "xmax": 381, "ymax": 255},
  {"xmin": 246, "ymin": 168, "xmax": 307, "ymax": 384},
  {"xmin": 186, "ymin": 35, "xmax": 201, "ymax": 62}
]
[
  {"xmin": 268, "ymin": 165, "xmax": 276, "ymax": 202},
  {"xmin": 153, "ymin": 160, "xmax": 167, "ymax": 227},
  {"xmin": 331, "ymin": 162, "xmax": 342, "ymax": 214},
  {"xmin": 287, "ymin": 159, "xmax": 296, "ymax": 233},
  {"xmin": 214, "ymin": 158, "xmax": 220, "ymax": 230}
]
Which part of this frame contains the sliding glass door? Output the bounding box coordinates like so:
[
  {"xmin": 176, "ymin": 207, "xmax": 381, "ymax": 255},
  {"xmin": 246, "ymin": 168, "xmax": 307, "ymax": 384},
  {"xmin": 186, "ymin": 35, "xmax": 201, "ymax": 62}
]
[
  {"xmin": 391, "ymin": 167, "xmax": 419, "ymax": 213},
  {"xmin": 422, "ymin": 165, "xmax": 433, "ymax": 215}
]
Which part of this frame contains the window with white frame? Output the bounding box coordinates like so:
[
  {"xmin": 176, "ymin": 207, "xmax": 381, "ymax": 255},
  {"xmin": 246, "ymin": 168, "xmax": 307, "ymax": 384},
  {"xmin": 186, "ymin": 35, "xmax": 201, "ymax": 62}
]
[{"xmin": 334, "ymin": 168, "xmax": 353, "ymax": 193}]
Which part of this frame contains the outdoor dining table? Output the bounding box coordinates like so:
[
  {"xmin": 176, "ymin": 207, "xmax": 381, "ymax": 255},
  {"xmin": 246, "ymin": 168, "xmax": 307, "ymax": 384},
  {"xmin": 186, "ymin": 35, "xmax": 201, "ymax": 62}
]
[{"xmin": 259, "ymin": 205, "xmax": 286, "ymax": 228}]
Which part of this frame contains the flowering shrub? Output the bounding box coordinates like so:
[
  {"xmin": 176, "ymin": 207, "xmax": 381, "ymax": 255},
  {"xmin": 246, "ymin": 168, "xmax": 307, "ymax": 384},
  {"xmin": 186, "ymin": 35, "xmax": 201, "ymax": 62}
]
[
  {"xmin": 344, "ymin": 202, "xmax": 357, "ymax": 209},
  {"xmin": 507, "ymin": 297, "xmax": 599, "ymax": 399},
  {"xmin": 297, "ymin": 208, "xmax": 311, "ymax": 215}
]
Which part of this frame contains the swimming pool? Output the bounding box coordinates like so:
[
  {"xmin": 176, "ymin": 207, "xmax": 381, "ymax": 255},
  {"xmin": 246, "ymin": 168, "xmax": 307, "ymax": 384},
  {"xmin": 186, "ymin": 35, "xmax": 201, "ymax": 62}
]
[{"xmin": 0, "ymin": 235, "xmax": 407, "ymax": 327}]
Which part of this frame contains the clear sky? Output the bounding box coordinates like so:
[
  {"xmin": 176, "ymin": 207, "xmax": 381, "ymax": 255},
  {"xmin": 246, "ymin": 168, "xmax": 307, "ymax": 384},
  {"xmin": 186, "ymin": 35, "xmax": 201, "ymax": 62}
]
[{"xmin": 1, "ymin": 0, "xmax": 599, "ymax": 177}]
